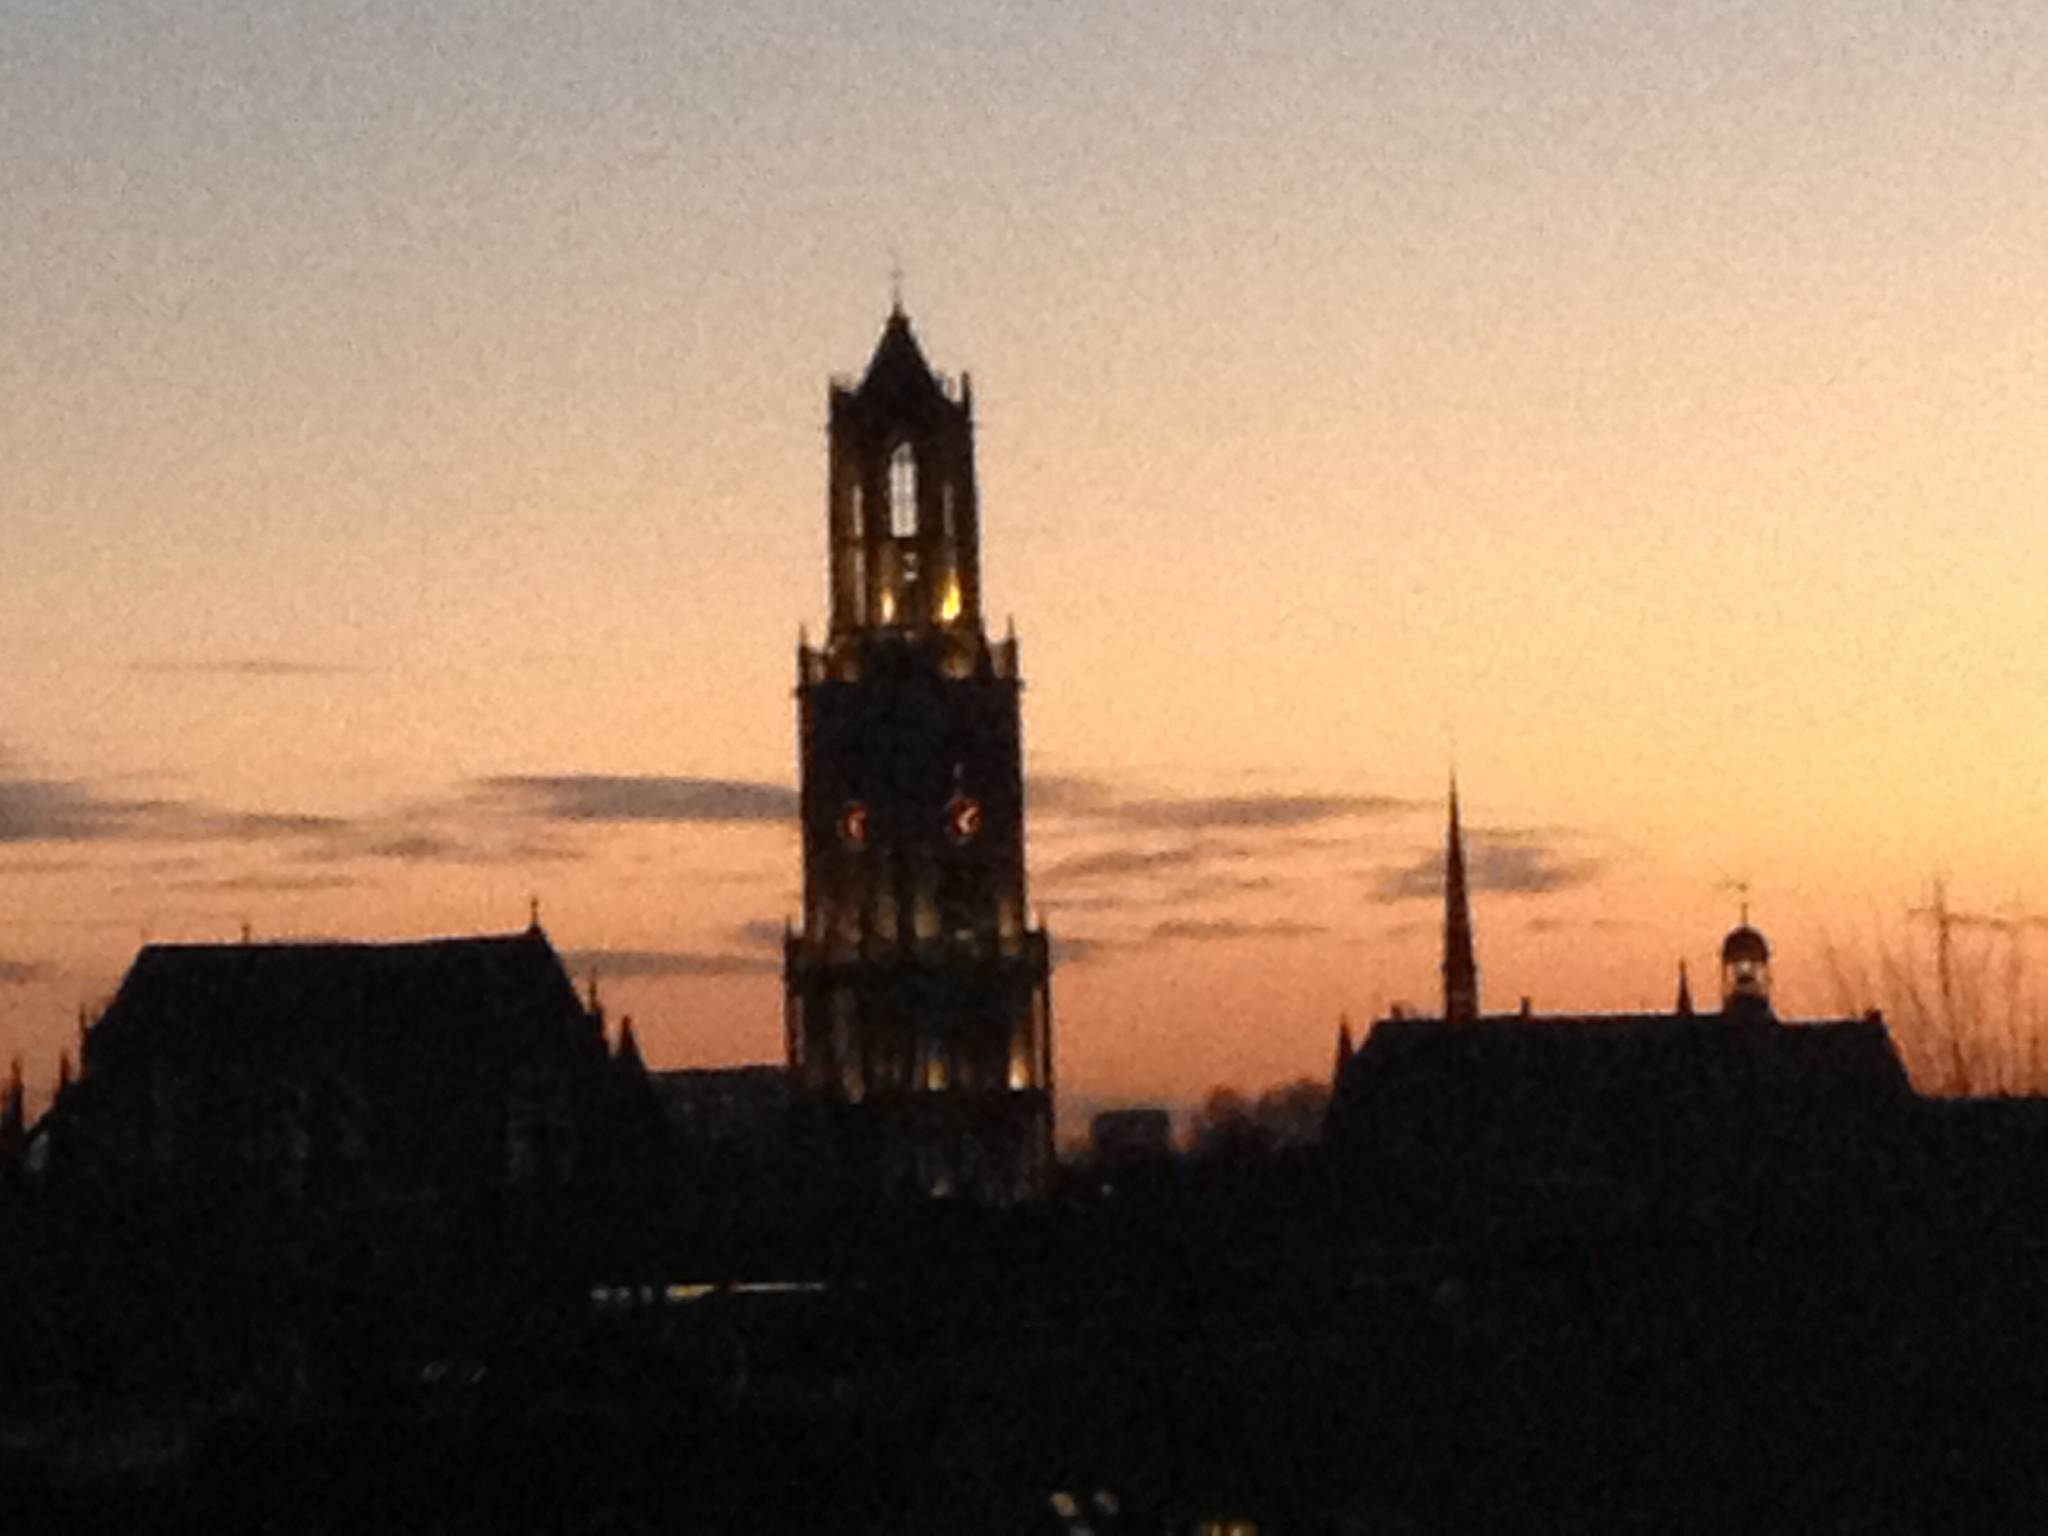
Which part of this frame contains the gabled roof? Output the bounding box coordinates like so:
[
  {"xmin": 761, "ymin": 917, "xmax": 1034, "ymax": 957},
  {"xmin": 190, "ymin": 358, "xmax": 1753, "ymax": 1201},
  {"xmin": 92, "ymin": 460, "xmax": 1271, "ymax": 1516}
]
[{"xmin": 86, "ymin": 927, "xmax": 598, "ymax": 1077}]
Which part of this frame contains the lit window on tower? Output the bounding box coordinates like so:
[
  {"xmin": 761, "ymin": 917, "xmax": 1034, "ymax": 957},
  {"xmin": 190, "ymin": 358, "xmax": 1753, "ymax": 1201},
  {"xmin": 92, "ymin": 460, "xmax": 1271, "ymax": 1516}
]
[{"xmin": 889, "ymin": 443, "xmax": 918, "ymax": 537}]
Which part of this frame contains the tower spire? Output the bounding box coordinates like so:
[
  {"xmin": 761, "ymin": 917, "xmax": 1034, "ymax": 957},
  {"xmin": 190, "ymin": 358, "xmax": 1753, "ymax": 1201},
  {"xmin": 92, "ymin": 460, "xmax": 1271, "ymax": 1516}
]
[{"xmin": 1443, "ymin": 776, "xmax": 1479, "ymax": 1022}]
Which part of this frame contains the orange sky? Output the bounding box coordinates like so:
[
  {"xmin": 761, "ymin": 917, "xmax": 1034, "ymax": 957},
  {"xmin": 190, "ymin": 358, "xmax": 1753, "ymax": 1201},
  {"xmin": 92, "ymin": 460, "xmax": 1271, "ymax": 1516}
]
[{"xmin": 6, "ymin": 2, "xmax": 2048, "ymax": 1125}]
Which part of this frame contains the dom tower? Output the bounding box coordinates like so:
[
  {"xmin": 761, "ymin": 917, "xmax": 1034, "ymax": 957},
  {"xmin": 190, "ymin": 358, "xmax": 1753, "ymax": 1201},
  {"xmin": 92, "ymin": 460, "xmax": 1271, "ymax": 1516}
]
[{"xmin": 783, "ymin": 306, "xmax": 1054, "ymax": 1201}]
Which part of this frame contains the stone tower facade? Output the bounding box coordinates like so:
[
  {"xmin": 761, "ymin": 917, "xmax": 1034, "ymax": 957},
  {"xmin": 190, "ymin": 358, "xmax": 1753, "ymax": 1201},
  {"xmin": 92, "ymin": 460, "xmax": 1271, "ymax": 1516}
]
[{"xmin": 782, "ymin": 306, "xmax": 1053, "ymax": 1201}]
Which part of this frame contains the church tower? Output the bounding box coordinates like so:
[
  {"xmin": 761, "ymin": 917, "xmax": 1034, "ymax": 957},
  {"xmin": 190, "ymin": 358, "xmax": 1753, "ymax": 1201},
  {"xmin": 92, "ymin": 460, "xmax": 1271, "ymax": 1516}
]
[{"xmin": 782, "ymin": 305, "xmax": 1053, "ymax": 1201}]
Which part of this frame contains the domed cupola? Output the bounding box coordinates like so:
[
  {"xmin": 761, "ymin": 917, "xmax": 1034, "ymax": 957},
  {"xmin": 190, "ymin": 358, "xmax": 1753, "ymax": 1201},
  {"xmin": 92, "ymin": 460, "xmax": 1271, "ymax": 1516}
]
[{"xmin": 1719, "ymin": 915, "xmax": 1772, "ymax": 1013}]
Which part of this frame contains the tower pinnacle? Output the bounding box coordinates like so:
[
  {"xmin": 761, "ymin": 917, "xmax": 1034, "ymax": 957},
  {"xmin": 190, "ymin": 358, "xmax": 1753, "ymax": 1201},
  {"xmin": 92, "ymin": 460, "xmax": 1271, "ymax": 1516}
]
[{"xmin": 1443, "ymin": 777, "xmax": 1480, "ymax": 1022}]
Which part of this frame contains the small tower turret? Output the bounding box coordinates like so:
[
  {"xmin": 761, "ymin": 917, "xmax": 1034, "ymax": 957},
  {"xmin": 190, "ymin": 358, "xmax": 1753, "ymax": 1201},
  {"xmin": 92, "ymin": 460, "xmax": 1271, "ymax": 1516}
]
[{"xmin": 1720, "ymin": 914, "xmax": 1772, "ymax": 1014}]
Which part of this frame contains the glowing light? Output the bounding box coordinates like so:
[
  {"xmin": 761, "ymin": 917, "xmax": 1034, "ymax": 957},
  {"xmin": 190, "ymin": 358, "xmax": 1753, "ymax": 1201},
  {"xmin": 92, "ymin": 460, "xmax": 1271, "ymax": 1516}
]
[
  {"xmin": 1007, "ymin": 1034, "xmax": 1032, "ymax": 1089},
  {"xmin": 878, "ymin": 585, "xmax": 896, "ymax": 624},
  {"xmin": 940, "ymin": 574, "xmax": 962, "ymax": 622}
]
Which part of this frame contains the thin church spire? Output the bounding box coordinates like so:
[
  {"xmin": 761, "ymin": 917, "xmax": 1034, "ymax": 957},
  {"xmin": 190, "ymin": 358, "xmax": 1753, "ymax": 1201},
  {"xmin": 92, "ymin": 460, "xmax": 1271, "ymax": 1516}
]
[{"xmin": 1443, "ymin": 776, "xmax": 1480, "ymax": 1022}]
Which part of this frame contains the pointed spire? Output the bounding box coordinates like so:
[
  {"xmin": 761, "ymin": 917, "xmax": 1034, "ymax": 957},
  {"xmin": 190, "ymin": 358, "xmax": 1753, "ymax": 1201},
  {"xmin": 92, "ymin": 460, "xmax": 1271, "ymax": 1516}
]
[
  {"xmin": 1675, "ymin": 959, "xmax": 1695, "ymax": 1016},
  {"xmin": 1442, "ymin": 777, "xmax": 1479, "ymax": 1022},
  {"xmin": 1334, "ymin": 1014, "xmax": 1356, "ymax": 1082},
  {"xmin": 860, "ymin": 302, "xmax": 937, "ymax": 393}
]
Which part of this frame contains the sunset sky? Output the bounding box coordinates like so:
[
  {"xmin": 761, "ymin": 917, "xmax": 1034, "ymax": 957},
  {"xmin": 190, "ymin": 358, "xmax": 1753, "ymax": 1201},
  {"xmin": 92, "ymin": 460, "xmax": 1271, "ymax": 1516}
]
[{"xmin": 6, "ymin": 1, "xmax": 2047, "ymax": 1126}]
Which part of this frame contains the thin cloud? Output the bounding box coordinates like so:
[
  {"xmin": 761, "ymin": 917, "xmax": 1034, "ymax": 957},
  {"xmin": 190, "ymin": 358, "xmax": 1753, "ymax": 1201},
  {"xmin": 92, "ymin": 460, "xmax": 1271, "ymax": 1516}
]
[
  {"xmin": 480, "ymin": 775, "xmax": 797, "ymax": 825},
  {"xmin": 161, "ymin": 807, "xmax": 351, "ymax": 843},
  {"xmin": 1373, "ymin": 841, "xmax": 1604, "ymax": 901},
  {"xmin": 1043, "ymin": 844, "xmax": 1225, "ymax": 884},
  {"xmin": 1050, "ymin": 934, "xmax": 1109, "ymax": 965},
  {"xmin": 1033, "ymin": 781, "xmax": 1411, "ymax": 918},
  {"xmin": 1524, "ymin": 915, "xmax": 1640, "ymax": 935},
  {"xmin": 1122, "ymin": 793, "xmax": 1412, "ymax": 830},
  {"xmin": 1164, "ymin": 872, "xmax": 1278, "ymax": 903},
  {"xmin": 354, "ymin": 831, "xmax": 463, "ymax": 862},
  {"xmin": 129, "ymin": 658, "xmax": 365, "ymax": 679},
  {"xmin": 0, "ymin": 957, "xmax": 51, "ymax": 986},
  {"xmin": 283, "ymin": 807, "xmax": 582, "ymax": 865},
  {"xmin": 1033, "ymin": 775, "xmax": 1413, "ymax": 831},
  {"xmin": 159, "ymin": 871, "xmax": 358, "ymax": 895},
  {"xmin": 0, "ymin": 779, "xmax": 152, "ymax": 843},
  {"xmin": 1149, "ymin": 917, "xmax": 1327, "ymax": 942},
  {"xmin": 732, "ymin": 919, "xmax": 789, "ymax": 949},
  {"xmin": 0, "ymin": 855, "xmax": 91, "ymax": 876},
  {"xmin": 0, "ymin": 777, "xmax": 362, "ymax": 850},
  {"xmin": 559, "ymin": 946, "xmax": 781, "ymax": 979},
  {"xmin": 1029, "ymin": 774, "xmax": 1120, "ymax": 814}
]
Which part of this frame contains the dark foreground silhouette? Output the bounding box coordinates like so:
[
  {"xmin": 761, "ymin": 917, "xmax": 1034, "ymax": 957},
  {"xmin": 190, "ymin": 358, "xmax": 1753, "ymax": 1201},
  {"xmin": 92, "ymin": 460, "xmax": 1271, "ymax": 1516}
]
[{"xmin": 7, "ymin": 1112, "xmax": 2048, "ymax": 1535}]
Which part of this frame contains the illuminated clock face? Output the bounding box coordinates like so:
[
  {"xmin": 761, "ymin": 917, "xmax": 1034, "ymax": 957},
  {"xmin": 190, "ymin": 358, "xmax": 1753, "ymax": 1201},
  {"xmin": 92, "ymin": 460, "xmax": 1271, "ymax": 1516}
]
[
  {"xmin": 946, "ymin": 794, "xmax": 983, "ymax": 844},
  {"xmin": 838, "ymin": 802, "xmax": 869, "ymax": 848}
]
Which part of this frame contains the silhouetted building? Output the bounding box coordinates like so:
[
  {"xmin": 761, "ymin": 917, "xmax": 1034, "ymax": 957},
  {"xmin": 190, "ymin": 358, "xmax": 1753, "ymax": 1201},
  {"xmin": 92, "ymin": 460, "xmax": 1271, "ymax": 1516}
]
[
  {"xmin": 649, "ymin": 1065, "xmax": 791, "ymax": 1145},
  {"xmin": 0, "ymin": 1058, "xmax": 25, "ymax": 1190},
  {"xmin": 1331, "ymin": 786, "xmax": 1912, "ymax": 1216},
  {"xmin": 1089, "ymin": 1108, "xmax": 1174, "ymax": 1162},
  {"xmin": 782, "ymin": 305, "xmax": 1054, "ymax": 1202},
  {"xmin": 41, "ymin": 924, "xmax": 636, "ymax": 1212}
]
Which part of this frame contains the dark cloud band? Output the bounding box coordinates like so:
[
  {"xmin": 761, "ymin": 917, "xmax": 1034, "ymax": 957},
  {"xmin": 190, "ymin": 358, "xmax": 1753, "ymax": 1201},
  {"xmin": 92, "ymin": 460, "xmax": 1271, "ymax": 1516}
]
[
  {"xmin": 1149, "ymin": 917, "xmax": 1326, "ymax": 942},
  {"xmin": 559, "ymin": 946, "xmax": 780, "ymax": 979},
  {"xmin": 1373, "ymin": 842, "xmax": 1602, "ymax": 901},
  {"xmin": 480, "ymin": 775, "xmax": 797, "ymax": 825}
]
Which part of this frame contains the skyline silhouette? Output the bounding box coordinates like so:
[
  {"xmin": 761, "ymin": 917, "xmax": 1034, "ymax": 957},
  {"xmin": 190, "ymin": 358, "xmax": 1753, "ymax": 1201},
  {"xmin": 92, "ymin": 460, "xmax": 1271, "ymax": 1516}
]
[{"xmin": 7, "ymin": 1, "xmax": 2048, "ymax": 1116}]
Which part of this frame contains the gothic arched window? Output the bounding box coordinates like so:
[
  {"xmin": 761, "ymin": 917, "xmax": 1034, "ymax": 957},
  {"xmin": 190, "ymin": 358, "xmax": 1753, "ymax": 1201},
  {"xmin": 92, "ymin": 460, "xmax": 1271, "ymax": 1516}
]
[{"xmin": 889, "ymin": 443, "xmax": 918, "ymax": 537}]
